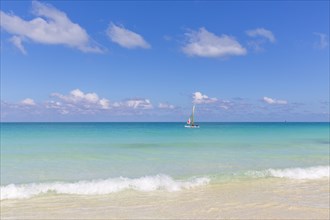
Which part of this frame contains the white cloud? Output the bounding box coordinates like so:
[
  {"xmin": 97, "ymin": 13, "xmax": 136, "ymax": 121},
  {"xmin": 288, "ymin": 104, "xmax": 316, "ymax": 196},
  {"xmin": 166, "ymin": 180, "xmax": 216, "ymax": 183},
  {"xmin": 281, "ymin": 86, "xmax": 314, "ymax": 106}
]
[
  {"xmin": 51, "ymin": 89, "xmax": 110, "ymax": 111},
  {"xmin": 99, "ymin": 98, "xmax": 110, "ymax": 109},
  {"xmin": 263, "ymin": 97, "xmax": 287, "ymax": 105},
  {"xmin": 246, "ymin": 28, "xmax": 275, "ymax": 43},
  {"xmin": 113, "ymin": 98, "xmax": 153, "ymax": 109},
  {"xmin": 52, "ymin": 89, "xmax": 97, "ymax": 103},
  {"xmin": 192, "ymin": 92, "xmax": 217, "ymax": 104},
  {"xmin": 45, "ymin": 100, "xmax": 61, "ymax": 108},
  {"xmin": 314, "ymin": 32, "xmax": 329, "ymax": 49},
  {"xmin": 49, "ymin": 89, "xmax": 154, "ymax": 114},
  {"xmin": 219, "ymin": 100, "xmax": 234, "ymax": 110},
  {"xmin": 45, "ymin": 100, "xmax": 69, "ymax": 115},
  {"xmin": 0, "ymin": 1, "xmax": 103, "ymax": 54},
  {"xmin": 9, "ymin": 36, "xmax": 27, "ymax": 54},
  {"xmin": 158, "ymin": 102, "xmax": 175, "ymax": 109},
  {"xmin": 21, "ymin": 98, "xmax": 36, "ymax": 106},
  {"xmin": 107, "ymin": 23, "xmax": 150, "ymax": 49},
  {"xmin": 182, "ymin": 27, "xmax": 247, "ymax": 58}
]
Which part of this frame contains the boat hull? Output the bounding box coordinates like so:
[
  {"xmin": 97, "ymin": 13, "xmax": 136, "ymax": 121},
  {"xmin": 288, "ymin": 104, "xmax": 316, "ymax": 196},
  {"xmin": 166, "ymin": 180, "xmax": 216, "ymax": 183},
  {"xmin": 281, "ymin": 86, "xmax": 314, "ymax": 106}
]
[{"xmin": 185, "ymin": 125, "xmax": 200, "ymax": 128}]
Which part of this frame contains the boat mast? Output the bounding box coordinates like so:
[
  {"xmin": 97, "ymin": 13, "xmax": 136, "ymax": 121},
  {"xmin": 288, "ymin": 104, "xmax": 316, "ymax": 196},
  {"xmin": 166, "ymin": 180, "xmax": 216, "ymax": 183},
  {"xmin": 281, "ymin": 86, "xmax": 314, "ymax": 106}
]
[{"xmin": 192, "ymin": 105, "xmax": 195, "ymax": 125}]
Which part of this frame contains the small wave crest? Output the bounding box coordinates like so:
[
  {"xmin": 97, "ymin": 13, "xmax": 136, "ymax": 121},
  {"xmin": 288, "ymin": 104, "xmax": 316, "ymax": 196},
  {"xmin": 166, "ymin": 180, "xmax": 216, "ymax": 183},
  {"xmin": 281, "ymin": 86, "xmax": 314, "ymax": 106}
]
[
  {"xmin": 0, "ymin": 174, "xmax": 210, "ymax": 200},
  {"xmin": 246, "ymin": 166, "xmax": 329, "ymax": 180}
]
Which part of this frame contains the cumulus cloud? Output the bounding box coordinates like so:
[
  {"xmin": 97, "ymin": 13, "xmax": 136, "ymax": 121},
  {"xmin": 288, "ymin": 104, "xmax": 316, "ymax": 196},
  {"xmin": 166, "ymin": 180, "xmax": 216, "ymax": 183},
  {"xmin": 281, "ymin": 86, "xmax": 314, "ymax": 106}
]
[
  {"xmin": 99, "ymin": 98, "xmax": 110, "ymax": 110},
  {"xmin": 21, "ymin": 98, "xmax": 36, "ymax": 106},
  {"xmin": 51, "ymin": 89, "xmax": 110, "ymax": 111},
  {"xmin": 182, "ymin": 27, "xmax": 247, "ymax": 58},
  {"xmin": 158, "ymin": 102, "xmax": 175, "ymax": 109},
  {"xmin": 246, "ymin": 28, "xmax": 275, "ymax": 43},
  {"xmin": 313, "ymin": 32, "xmax": 329, "ymax": 49},
  {"xmin": 107, "ymin": 23, "xmax": 150, "ymax": 49},
  {"xmin": 113, "ymin": 98, "xmax": 153, "ymax": 109},
  {"xmin": 263, "ymin": 97, "xmax": 287, "ymax": 105},
  {"xmin": 0, "ymin": 1, "xmax": 103, "ymax": 54},
  {"xmin": 1, "ymin": 100, "xmax": 42, "ymax": 120},
  {"xmin": 192, "ymin": 92, "xmax": 218, "ymax": 104},
  {"xmin": 48, "ymin": 89, "xmax": 155, "ymax": 114}
]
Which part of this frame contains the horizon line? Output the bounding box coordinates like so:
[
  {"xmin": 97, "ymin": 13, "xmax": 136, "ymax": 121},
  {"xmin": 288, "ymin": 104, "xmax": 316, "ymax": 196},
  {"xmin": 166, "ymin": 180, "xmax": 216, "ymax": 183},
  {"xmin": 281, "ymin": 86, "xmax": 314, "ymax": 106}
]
[{"xmin": 1, "ymin": 121, "xmax": 329, "ymax": 123}]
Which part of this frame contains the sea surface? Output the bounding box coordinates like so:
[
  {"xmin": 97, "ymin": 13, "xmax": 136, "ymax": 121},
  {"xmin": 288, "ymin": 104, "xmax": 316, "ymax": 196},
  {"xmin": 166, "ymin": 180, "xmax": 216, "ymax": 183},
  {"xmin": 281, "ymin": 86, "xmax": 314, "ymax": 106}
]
[{"xmin": 1, "ymin": 122, "xmax": 329, "ymax": 219}]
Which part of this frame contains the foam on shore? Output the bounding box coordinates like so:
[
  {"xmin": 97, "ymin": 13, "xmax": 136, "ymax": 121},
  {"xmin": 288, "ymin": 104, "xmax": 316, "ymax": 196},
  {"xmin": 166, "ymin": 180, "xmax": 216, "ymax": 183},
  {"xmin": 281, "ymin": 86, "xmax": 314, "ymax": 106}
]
[
  {"xmin": 246, "ymin": 166, "xmax": 329, "ymax": 180},
  {"xmin": 1, "ymin": 174, "xmax": 210, "ymax": 200}
]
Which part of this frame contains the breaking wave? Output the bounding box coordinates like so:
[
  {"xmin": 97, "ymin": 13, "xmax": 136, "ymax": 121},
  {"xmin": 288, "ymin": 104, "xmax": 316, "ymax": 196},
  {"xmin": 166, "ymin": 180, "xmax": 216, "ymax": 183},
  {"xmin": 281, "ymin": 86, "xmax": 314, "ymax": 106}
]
[
  {"xmin": 2, "ymin": 166, "xmax": 328, "ymax": 200},
  {"xmin": 1, "ymin": 174, "xmax": 210, "ymax": 200},
  {"xmin": 246, "ymin": 166, "xmax": 329, "ymax": 180}
]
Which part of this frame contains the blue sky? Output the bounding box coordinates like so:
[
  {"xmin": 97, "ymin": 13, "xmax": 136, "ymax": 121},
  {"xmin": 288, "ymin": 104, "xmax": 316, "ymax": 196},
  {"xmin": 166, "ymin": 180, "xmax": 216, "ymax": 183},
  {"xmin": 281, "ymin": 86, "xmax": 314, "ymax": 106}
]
[{"xmin": 0, "ymin": 1, "xmax": 329, "ymax": 122}]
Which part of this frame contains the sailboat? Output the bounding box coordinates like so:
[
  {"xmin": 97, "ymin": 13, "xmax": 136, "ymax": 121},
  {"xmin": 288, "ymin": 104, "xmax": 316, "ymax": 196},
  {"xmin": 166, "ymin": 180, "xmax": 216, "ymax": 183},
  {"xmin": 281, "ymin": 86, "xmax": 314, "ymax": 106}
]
[{"xmin": 185, "ymin": 105, "xmax": 199, "ymax": 128}]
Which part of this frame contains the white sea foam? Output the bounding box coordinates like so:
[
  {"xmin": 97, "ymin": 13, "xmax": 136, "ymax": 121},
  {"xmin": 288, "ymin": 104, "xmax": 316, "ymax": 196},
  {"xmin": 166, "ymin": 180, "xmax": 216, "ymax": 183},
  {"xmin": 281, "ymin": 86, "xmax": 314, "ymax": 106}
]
[
  {"xmin": 0, "ymin": 174, "xmax": 210, "ymax": 200},
  {"xmin": 246, "ymin": 166, "xmax": 329, "ymax": 180}
]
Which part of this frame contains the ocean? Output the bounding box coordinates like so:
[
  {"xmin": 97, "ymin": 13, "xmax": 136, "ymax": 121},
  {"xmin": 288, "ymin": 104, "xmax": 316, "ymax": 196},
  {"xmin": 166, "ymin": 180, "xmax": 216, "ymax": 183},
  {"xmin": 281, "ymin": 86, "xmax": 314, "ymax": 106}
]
[{"xmin": 1, "ymin": 122, "xmax": 329, "ymax": 219}]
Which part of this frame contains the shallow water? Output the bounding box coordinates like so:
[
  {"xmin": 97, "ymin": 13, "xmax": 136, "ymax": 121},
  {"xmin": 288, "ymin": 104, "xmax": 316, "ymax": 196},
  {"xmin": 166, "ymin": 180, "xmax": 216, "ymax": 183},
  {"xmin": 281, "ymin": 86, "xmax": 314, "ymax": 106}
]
[{"xmin": 1, "ymin": 122, "xmax": 329, "ymax": 218}]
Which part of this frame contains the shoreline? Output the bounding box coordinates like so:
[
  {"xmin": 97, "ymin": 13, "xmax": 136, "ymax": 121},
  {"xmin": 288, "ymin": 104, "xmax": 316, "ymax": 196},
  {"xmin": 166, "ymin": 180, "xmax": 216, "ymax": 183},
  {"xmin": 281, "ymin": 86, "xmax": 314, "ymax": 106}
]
[{"xmin": 1, "ymin": 178, "xmax": 329, "ymax": 219}]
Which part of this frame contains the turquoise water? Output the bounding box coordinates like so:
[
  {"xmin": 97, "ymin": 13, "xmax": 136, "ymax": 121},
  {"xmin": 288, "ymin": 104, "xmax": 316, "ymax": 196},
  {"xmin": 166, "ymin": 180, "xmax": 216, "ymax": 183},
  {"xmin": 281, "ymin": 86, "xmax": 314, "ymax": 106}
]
[
  {"xmin": 1, "ymin": 122, "xmax": 329, "ymax": 187},
  {"xmin": 1, "ymin": 123, "xmax": 329, "ymax": 198}
]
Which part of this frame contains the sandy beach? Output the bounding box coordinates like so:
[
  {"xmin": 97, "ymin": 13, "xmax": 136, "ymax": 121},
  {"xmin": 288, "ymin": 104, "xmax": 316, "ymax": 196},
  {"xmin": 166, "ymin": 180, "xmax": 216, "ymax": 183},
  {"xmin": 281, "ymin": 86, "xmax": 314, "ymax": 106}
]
[{"xmin": 2, "ymin": 178, "xmax": 329, "ymax": 219}]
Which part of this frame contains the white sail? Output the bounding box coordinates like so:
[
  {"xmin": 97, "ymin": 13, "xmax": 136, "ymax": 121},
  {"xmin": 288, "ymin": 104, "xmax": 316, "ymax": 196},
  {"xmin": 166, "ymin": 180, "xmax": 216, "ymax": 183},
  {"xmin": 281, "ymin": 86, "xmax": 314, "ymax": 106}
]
[{"xmin": 185, "ymin": 105, "xmax": 199, "ymax": 128}]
